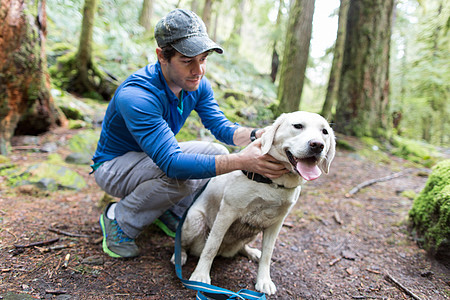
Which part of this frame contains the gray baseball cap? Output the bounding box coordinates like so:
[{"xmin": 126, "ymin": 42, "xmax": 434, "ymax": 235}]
[{"xmin": 154, "ymin": 9, "xmax": 223, "ymax": 57}]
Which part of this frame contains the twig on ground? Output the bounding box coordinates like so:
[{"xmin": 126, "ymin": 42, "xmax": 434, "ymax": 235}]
[
  {"xmin": 385, "ymin": 272, "xmax": 423, "ymax": 300},
  {"xmin": 329, "ymin": 256, "xmax": 342, "ymax": 266},
  {"xmin": 366, "ymin": 268, "xmax": 381, "ymax": 274},
  {"xmin": 45, "ymin": 289, "xmax": 67, "ymax": 295},
  {"xmin": 346, "ymin": 170, "xmax": 409, "ymax": 197},
  {"xmin": 48, "ymin": 227, "xmax": 91, "ymax": 238},
  {"xmin": 3, "ymin": 228, "xmax": 19, "ymax": 244},
  {"xmin": 91, "ymin": 236, "xmax": 103, "ymax": 244},
  {"xmin": 36, "ymin": 242, "xmax": 76, "ymax": 253},
  {"xmin": 14, "ymin": 237, "xmax": 60, "ymax": 248}
]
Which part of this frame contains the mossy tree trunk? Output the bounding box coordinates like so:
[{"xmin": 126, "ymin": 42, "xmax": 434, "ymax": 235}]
[
  {"xmin": 0, "ymin": 0, "xmax": 66, "ymax": 155},
  {"xmin": 73, "ymin": 0, "xmax": 97, "ymax": 95},
  {"xmin": 139, "ymin": 0, "xmax": 153, "ymax": 32},
  {"xmin": 321, "ymin": 0, "xmax": 349, "ymax": 121},
  {"xmin": 276, "ymin": 0, "xmax": 315, "ymax": 115},
  {"xmin": 334, "ymin": 0, "xmax": 394, "ymax": 138},
  {"xmin": 67, "ymin": 0, "xmax": 117, "ymax": 100}
]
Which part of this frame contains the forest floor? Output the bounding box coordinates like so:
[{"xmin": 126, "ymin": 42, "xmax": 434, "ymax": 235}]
[{"xmin": 0, "ymin": 128, "xmax": 449, "ymax": 300}]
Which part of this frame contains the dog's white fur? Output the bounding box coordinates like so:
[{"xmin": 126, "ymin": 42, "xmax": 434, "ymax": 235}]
[{"xmin": 171, "ymin": 111, "xmax": 336, "ymax": 295}]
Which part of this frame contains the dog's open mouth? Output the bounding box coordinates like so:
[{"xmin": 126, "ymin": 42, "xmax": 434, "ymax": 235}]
[{"xmin": 286, "ymin": 150, "xmax": 322, "ymax": 181}]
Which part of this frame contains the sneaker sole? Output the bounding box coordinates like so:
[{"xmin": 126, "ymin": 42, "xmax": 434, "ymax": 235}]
[
  {"xmin": 99, "ymin": 214, "xmax": 123, "ymax": 258},
  {"xmin": 153, "ymin": 219, "xmax": 176, "ymax": 238}
]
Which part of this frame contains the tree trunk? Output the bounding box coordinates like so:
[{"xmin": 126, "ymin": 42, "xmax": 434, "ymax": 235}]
[
  {"xmin": 75, "ymin": 0, "xmax": 98, "ymax": 93},
  {"xmin": 270, "ymin": 0, "xmax": 284, "ymax": 83},
  {"xmin": 334, "ymin": 0, "xmax": 394, "ymax": 138},
  {"xmin": 321, "ymin": 0, "xmax": 349, "ymax": 120},
  {"xmin": 64, "ymin": 0, "xmax": 117, "ymax": 100},
  {"xmin": 276, "ymin": 0, "xmax": 315, "ymax": 115},
  {"xmin": 139, "ymin": 0, "xmax": 153, "ymax": 31},
  {"xmin": 202, "ymin": 0, "xmax": 213, "ymax": 31},
  {"xmin": 0, "ymin": 0, "xmax": 66, "ymax": 155}
]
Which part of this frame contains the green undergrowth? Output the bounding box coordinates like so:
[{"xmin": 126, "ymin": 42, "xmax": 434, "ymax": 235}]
[
  {"xmin": 338, "ymin": 134, "xmax": 443, "ymax": 169},
  {"xmin": 390, "ymin": 136, "xmax": 441, "ymax": 168}
]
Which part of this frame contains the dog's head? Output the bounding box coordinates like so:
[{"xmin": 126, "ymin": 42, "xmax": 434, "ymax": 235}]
[{"xmin": 260, "ymin": 111, "xmax": 336, "ymax": 181}]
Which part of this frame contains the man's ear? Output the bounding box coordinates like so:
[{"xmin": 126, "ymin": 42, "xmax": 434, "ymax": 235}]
[{"xmin": 156, "ymin": 47, "xmax": 166, "ymax": 64}]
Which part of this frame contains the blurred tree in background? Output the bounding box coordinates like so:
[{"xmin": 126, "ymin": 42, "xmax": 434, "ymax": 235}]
[
  {"xmin": 276, "ymin": 0, "xmax": 315, "ymax": 115},
  {"xmin": 0, "ymin": 0, "xmax": 448, "ymax": 151},
  {"xmin": 334, "ymin": 0, "xmax": 394, "ymax": 138},
  {"xmin": 321, "ymin": 0, "xmax": 348, "ymax": 121}
]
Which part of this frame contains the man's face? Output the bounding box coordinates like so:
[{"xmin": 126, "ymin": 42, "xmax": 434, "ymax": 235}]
[{"xmin": 160, "ymin": 50, "xmax": 209, "ymax": 94}]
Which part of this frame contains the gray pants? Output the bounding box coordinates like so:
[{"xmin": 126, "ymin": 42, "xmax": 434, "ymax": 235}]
[{"xmin": 94, "ymin": 141, "xmax": 229, "ymax": 238}]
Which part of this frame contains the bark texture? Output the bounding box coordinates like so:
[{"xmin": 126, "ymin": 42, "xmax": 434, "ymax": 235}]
[
  {"xmin": 0, "ymin": 0, "xmax": 64, "ymax": 154},
  {"xmin": 276, "ymin": 0, "xmax": 315, "ymax": 115},
  {"xmin": 334, "ymin": 0, "xmax": 394, "ymax": 137},
  {"xmin": 321, "ymin": 0, "xmax": 349, "ymax": 121}
]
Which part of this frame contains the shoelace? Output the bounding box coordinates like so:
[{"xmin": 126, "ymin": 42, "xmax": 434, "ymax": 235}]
[{"xmin": 111, "ymin": 220, "xmax": 134, "ymax": 243}]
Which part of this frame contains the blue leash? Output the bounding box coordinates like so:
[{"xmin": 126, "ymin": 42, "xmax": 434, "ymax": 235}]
[{"xmin": 174, "ymin": 185, "xmax": 267, "ymax": 300}]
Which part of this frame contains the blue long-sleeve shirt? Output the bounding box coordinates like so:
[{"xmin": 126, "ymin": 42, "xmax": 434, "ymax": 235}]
[{"xmin": 92, "ymin": 62, "xmax": 239, "ymax": 179}]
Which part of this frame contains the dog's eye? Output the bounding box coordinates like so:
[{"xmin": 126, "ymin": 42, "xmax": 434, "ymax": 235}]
[
  {"xmin": 293, "ymin": 123, "xmax": 303, "ymax": 129},
  {"xmin": 322, "ymin": 129, "xmax": 328, "ymax": 135}
]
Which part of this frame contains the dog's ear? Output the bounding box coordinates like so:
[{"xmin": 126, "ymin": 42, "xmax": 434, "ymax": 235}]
[
  {"xmin": 261, "ymin": 114, "xmax": 286, "ymax": 154},
  {"xmin": 319, "ymin": 128, "xmax": 336, "ymax": 174}
]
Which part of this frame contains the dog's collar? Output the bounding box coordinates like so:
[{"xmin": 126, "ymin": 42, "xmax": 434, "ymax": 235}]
[{"xmin": 241, "ymin": 170, "xmax": 286, "ymax": 189}]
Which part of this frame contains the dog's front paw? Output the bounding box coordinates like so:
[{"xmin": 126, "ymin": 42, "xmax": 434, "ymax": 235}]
[
  {"xmin": 243, "ymin": 245, "xmax": 261, "ymax": 262},
  {"xmin": 170, "ymin": 249, "xmax": 187, "ymax": 266},
  {"xmin": 255, "ymin": 279, "xmax": 277, "ymax": 295},
  {"xmin": 189, "ymin": 271, "xmax": 211, "ymax": 284}
]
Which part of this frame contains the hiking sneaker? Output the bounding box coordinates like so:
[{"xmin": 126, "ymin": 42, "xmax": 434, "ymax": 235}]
[
  {"xmin": 99, "ymin": 203, "xmax": 140, "ymax": 258},
  {"xmin": 153, "ymin": 210, "xmax": 180, "ymax": 238}
]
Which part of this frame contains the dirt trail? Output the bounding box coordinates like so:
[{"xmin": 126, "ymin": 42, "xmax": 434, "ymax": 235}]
[{"xmin": 0, "ymin": 130, "xmax": 449, "ymax": 299}]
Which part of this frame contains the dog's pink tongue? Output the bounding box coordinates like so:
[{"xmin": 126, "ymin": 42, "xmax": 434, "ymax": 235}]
[{"xmin": 297, "ymin": 161, "xmax": 322, "ymax": 181}]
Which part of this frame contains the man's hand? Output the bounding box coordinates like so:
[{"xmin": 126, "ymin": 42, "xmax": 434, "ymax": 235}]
[{"xmin": 215, "ymin": 139, "xmax": 288, "ymax": 178}]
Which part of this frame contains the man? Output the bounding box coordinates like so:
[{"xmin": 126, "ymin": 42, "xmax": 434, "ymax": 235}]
[{"xmin": 91, "ymin": 8, "xmax": 287, "ymax": 258}]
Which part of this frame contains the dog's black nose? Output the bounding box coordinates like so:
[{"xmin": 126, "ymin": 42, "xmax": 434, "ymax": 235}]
[{"xmin": 309, "ymin": 140, "xmax": 324, "ymax": 153}]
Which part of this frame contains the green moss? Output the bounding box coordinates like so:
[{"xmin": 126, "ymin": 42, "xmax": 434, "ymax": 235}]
[
  {"xmin": 409, "ymin": 159, "xmax": 450, "ymax": 256},
  {"xmin": 401, "ymin": 190, "xmax": 417, "ymax": 200},
  {"xmin": 48, "ymin": 51, "xmax": 77, "ymax": 89},
  {"xmin": 47, "ymin": 153, "xmax": 64, "ymax": 164},
  {"xmin": 0, "ymin": 162, "xmax": 86, "ymax": 191},
  {"xmin": 0, "ymin": 155, "xmax": 10, "ymax": 164},
  {"xmin": 359, "ymin": 147, "xmax": 392, "ymax": 165},
  {"xmin": 27, "ymin": 163, "xmax": 86, "ymax": 191},
  {"xmin": 68, "ymin": 130, "xmax": 100, "ymax": 156},
  {"xmin": 391, "ymin": 136, "xmax": 440, "ymax": 167},
  {"xmin": 336, "ymin": 139, "xmax": 356, "ymax": 151},
  {"xmin": 176, "ymin": 127, "xmax": 199, "ymax": 142}
]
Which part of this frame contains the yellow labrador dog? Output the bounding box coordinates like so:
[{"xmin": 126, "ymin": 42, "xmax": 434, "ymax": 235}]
[{"xmin": 172, "ymin": 111, "xmax": 336, "ymax": 295}]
